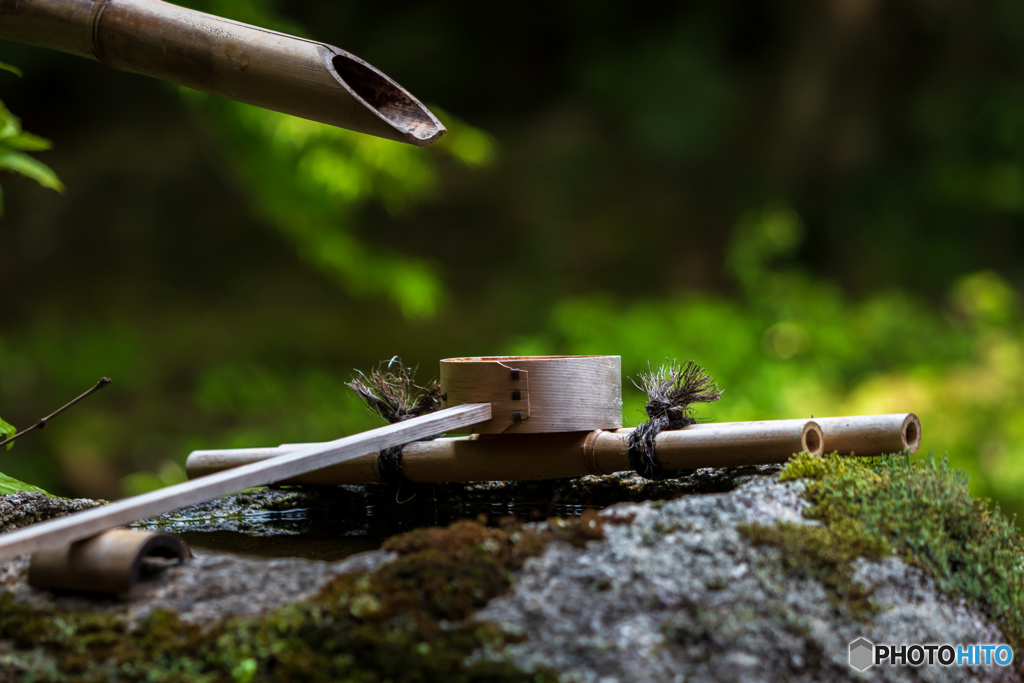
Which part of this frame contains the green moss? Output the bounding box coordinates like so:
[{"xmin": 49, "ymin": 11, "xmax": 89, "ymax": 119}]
[
  {"xmin": 739, "ymin": 520, "xmax": 890, "ymax": 618},
  {"xmin": 780, "ymin": 451, "xmax": 1024, "ymax": 671},
  {"xmin": 0, "ymin": 514, "xmax": 606, "ymax": 681}
]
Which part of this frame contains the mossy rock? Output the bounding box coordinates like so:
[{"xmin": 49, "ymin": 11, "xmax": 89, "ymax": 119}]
[
  {"xmin": 475, "ymin": 461, "xmax": 1022, "ymax": 682},
  {"xmin": 0, "ymin": 512, "xmax": 606, "ymax": 681},
  {"xmin": 0, "ymin": 458, "xmax": 1021, "ymax": 682}
]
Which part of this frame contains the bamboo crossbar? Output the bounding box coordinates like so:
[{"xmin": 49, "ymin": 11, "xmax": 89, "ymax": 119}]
[
  {"xmin": 0, "ymin": 0, "xmax": 445, "ymax": 145},
  {"xmin": 185, "ymin": 414, "xmax": 920, "ymax": 485},
  {"xmin": 0, "ymin": 403, "xmax": 491, "ymax": 561}
]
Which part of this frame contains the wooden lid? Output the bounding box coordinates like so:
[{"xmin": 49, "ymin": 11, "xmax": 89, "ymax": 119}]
[{"xmin": 440, "ymin": 356, "xmax": 623, "ymax": 434}]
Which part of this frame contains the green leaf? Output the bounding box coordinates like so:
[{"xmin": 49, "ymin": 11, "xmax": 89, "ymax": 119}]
[
  {"xmin": 0, "ymin": 473, "xmax": 48, "ymax": 495},
  {"xmin": 4, "ymin": 131, "xmax": 52, "ymax": 151},
  {"xmin": 0, "ymin": 416, "xmax": 14, "ymax": 452},
  {"xmin": 0, "ymin": 419, "xmax": 47, "ymax": 491},
  {"xmin": 0, "ymin": 103, "xmax": 20, "ymax": 141},
  {"xmin": 0, "ymin": 151, "xmax": 64, "ymax": 192},
  {"xmin": 0, "ymin": 62, "xmax": 22, "ymax": 78}
]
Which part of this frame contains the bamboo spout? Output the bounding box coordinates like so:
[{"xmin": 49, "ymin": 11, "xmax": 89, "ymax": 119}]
[{"xmin": 0, "ymin": 0, "xmax": 445, "ymax": 145}]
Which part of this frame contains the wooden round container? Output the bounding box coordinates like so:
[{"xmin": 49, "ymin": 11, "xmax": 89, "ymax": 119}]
[{"xmin": 439, "ymin": 356, "xmax": 622, "ymax": 434}]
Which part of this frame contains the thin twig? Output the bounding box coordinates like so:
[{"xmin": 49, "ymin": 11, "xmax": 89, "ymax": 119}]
[{"xmin": 0, "ymin": 377, "xmax": 112, "ymax": 450}]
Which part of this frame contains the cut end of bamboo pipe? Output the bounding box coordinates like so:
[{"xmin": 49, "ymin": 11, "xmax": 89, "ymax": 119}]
[
  {"xmin": 0, "ymin": 0, "xmax": 446, "ymax": 146},
  {"xmin": 802, "ymin": 421, "xmax": 824, "ymax": 457},
  {"xmin": 813, "ymin": 413, "xmax": 921, "ymax": 457},
  {"xmin": 902, "ymin": 413, "xmax": 922, "ymax": 454},
  {"xmin": 28, "ymin": 529, "xmax": 190, "ymax": 594},
  {"xmin": 323, "ymin": 48, "xmax": 444, "ymax": 146}
]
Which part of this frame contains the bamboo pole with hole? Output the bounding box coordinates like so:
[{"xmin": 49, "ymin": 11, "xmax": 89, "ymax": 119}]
[
  {"xmin": 0, "ymin": 0, "xmax": 445, "ymax": 145},
  {"xmin": 185, "ymin": 414, "xmax": 921, "ymax": 485},
  {"xmin": 813, "ymin": 414, "xmax": 921, "ymax": 456},
  {"xmin": 185, "ymin": 418, "xmax": 842, "ymax": 484}
]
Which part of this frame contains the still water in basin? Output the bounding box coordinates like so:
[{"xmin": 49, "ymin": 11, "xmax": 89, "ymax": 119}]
[
  {"xmin": 133, "ymin": 469, "xmax": 739, "ymax": 561},
  {"xmin": 135, "ymin": 484, "xmax": 594, "ymax": 561}
]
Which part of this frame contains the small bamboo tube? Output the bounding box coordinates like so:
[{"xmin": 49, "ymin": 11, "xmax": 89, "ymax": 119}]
[
  {"xmin": 28, "ymin": 529, "xmax": 190, "ymax": 594},
  {"xmin": 186, "ymin": 418, "xmax": 827, "ymax": 485},
  {"xmin": 0, "ymin": 0, "xmax": 445, "ymax": 145},
  {"xmin": 813, "ymin": 414, "xmax": 921, "ymax": 456}
]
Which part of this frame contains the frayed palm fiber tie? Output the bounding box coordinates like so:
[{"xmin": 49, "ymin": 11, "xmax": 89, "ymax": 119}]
[
  {"xmin": 347, "ymin": 358, "xmax": 441, "ymax": 500},
  {"xmin": 627, "ymin": 360, "xmax": 722, "ymax": 480}
]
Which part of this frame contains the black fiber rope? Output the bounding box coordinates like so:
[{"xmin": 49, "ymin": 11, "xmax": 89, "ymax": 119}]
[
  {"xmin": 376, "ymin": 445, "xmax": 407, "ymax": 486},
  {"xmin": 627, "ymin": 403, "xmax": 697, "ymax": 480},
  {"xmin": 627, "ymin": 360, "xmax": 722, "ymax": 480}
]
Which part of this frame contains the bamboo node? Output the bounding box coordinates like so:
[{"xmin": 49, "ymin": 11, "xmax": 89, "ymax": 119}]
[{"xmin": 582, "ymin": 429, "xmax": 608, "ymax": 476}]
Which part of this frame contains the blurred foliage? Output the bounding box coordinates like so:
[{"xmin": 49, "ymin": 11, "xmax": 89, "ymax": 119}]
[
  {"xmin": 121, "ymin": 460, "xmax": 186, "ymax": 498},
  {"xmin": 514, "ymin": 207, "xmax": 1024, "ymax": 519},
  {"xmin": 176, "ymin": 0, "xmax": 495, "ymax": 318},
  {"xmin": 182, "ymin": 95, "xmax": 493, "ymax": 318},
  {"xmin": 0, "ymin": 65, "xmax": 62, "ymax": 214},
  {"xmin": 2, "ymin": 0, "xmax": 1024, "ymax": 526},
  {"xmin": 0, "ymin": 417, "xmax": 12, "ymax": 448}
]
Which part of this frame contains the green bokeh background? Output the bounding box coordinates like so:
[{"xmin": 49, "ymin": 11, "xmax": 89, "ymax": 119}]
[{"xmin": 2, "ymin": 1, "xmax": 1024, "ymax": 522}]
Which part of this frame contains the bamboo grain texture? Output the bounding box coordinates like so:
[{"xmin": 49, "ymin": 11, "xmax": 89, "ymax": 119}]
[
  {"xmin": 183, "ymin": 415, "xmax": 922, "ymax": 485},
  {"xmin": 440, "ymin": 355, "xmax": 623, "ymax": 434}
]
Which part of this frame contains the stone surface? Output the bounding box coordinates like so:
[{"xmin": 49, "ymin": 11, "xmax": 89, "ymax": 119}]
[
  {"xmin": 0, "ymin": 492, "xmax": 101, "ymax": 534},
  {"xmin": 475, "ymin": 476, "xmax": 1019, "ymax": 683},
  {"xmin": 0, "ymin": 547, "xmax": 393, "ymax": 629},
  {"xmin": 0, "ymin": 470, "xmax": 1017, "ymax": 681}
]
